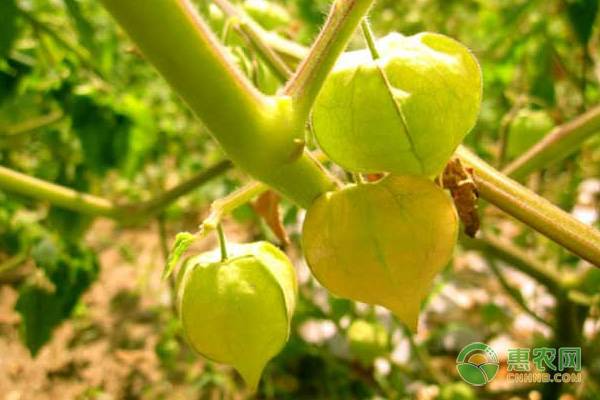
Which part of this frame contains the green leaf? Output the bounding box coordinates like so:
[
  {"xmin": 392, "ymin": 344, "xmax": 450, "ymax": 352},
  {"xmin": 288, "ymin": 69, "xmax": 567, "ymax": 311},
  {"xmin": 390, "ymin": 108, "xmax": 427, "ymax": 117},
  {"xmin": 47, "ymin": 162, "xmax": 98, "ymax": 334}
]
[
  {"xmin": 69, "ymin": 94, "xmax": 132, "ymax": 175},
  {"xmin": 0, "ymin": 0, "xmax": 19, "ymax": 59},
  {"xmin": 565, "ymin": 0, "xmax": 599, "ymax": 46},
  {"xmin": 117, "ymin": 95, "xmax": 158, "ymax": 177},
  {"xmin": 163, "ymin": 232, "xmax": 197, "ymax": 280},
  {"xmin": 63, "ymin": 0, "xmax": 98, "ymax": 58},
  {"xmin": 15, "ymin": 241, "xmax": 99, "ymax": 356}
]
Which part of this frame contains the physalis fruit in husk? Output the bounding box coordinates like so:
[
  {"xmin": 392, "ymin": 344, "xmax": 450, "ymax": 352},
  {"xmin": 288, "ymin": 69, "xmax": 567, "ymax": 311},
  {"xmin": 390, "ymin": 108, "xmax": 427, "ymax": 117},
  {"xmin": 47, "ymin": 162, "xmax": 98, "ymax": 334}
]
[
  {"xmin": 302, "ymin": 175, "xmax": 458, "ymax": 331},
  {"xmin": 178, "ymin": 241, "xmax": 297, "ymax": 390},
  {"xmin": 506, "ymin": 108, "xmax": 554, "ymax": 159},
  {"xmin": 312, "ymin": 32, "xmax": 482, "ymax": 177}
]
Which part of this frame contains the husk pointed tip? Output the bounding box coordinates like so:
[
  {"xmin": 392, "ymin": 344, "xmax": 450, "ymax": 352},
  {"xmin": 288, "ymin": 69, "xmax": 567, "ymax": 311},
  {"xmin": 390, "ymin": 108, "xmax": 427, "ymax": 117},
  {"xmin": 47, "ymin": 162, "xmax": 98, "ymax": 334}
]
[
  {"xmin": 390, "ymin": 305, "xmax": 420, "ymax": 333},
  {"xmin": 236, "ymin": 363, "xmax": 265, "ymax": 393}
]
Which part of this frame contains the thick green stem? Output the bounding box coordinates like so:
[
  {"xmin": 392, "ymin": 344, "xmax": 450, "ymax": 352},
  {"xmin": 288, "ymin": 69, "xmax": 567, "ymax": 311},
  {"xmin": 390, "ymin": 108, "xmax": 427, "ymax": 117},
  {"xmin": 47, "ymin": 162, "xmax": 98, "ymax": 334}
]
[
  {"xmin": 101, "ymin": 0, "xmax": 336, "ymax": 207},
  {"xmin": 101, "ymin": 0, "xmax": 268, "ymax": 144},
  {"xmin": 457, "ymin": 146, "xmax": 600, "ymax": 267},
  {"xmin": 503, "ymin": 105, "xmax": 600, "ymax": 180},
  {"xmin": 201, "ymin": 151, "xmax": 332, "ymax": 233},
  {"xmin": 284, "ymin": 0, "xmax": 375, "ymax": 119}
]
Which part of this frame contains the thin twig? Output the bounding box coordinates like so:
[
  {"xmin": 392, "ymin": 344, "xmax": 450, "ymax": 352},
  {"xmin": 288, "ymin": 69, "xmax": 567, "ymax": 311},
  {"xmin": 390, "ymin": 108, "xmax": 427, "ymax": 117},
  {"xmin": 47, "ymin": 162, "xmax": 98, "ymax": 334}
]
[
  {"xmin": 200, "ymin": 181, "xmax": 268, "ymax": 235},
  {"xmin": 139, "ymin": 160, "xmax": 233, "ymax": 216},
  {"xmin": 0, "ymin": 252, "xmax": 28, "ymax": 278},
  {"xmin": 216, "ymin": 224, "xmax": 228, "ymax": 261},
  {"xmin": 360, "ymin": 19, "xmax": 379, "ymax": 59},
  {"xmin": 212, "ymin": 0, "xmax": 292, "ymax": 81},
  {"xmin": 502, "ymin": 104, "xmax": 600, "ymax": 180},
  {"xmin": 460, "ymin": 233, "xmax": 564, "ymax": 293},
  {"xmin": 497, "ymin": 96, "xmax": 527, "ymax": 167},
  {"xmin": 17, "ymin": 7, "xmax": 104, "ymax": 79},
  {"xmin": 487, "ymin": 260, "xmax": 553, "ymax": 328},
  {"xmin": 399, "ymin": 325, "xmax": 447, "ymax": 385},
  {"xmin": 0, "ymin": 160, "xmax": 232, "ymax": 220}
]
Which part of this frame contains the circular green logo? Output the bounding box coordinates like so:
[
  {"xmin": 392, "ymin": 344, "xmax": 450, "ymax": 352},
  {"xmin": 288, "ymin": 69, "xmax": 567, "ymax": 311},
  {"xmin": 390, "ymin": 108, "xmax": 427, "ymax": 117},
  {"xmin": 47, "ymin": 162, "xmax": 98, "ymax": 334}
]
[{"xmin": 456, "ymin": 342, "xmax": 499, "ymax": 386}]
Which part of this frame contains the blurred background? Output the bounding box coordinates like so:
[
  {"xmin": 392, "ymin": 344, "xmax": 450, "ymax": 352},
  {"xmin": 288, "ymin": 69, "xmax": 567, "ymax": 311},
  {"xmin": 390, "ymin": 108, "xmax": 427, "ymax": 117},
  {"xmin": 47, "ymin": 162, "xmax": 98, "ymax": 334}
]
[{"xmin": 0, "ymin": 0, "xmax": 599, "ymax": 399}]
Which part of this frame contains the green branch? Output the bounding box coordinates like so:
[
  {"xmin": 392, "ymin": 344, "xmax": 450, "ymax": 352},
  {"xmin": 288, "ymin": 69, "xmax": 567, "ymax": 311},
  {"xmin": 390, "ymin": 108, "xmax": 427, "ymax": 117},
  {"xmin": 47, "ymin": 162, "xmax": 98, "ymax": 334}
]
[
  {"xmin": 503, "ymin": 104, "xmax": 600, "ymax": 180},
  {"xmin": 200, "ymin": 152, "xmax": 331, "ymax": 235},
  {"xmin": 0, "ymin": 161, "xmax": 232, "ymax": 220},
  {"xmin": 0, "ymin": 165, "xmax": 119, "ymax": 217},
  {"xmin": 139, "ymin": 160, "xmax": 233, "ymax": 216},
  {"xmin": 284, "ymin": 0, "xmax": 375, "ymax": 119},
  {"xmin": 399, "ymin": 324, "xmax": 447, "ymax": 385},
  {"xmin": 457, "ymin": 146, "xmax": 600, "ymax": 267},
  {"xmin": 100, "ymin": 0, "xmax": 336, "ymax": 208},
  {"xmin": 100, "ymin": 0, "xmax": 270, "ymax": 145},
  {"xmin": 200, "ymin": 181, "xmax": 268, "ymax": 235}
]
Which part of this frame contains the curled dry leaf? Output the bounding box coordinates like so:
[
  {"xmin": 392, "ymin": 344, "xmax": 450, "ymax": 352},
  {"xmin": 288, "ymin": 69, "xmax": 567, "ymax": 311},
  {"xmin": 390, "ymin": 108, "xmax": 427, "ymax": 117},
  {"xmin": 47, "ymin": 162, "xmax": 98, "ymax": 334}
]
[
  {"xmin": 252, "ymin": 190, "xmax": 290, "ymax": 245},
  {"xmin": 442, "ymin": 158, "xmax": 480, "ymax": 238}
]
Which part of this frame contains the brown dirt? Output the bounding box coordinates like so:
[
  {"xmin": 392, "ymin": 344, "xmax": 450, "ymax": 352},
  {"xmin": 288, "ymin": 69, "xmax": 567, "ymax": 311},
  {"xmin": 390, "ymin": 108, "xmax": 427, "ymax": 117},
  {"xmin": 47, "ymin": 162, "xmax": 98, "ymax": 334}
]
[{"xmin": 0, "ymin": 217, "xmax": 252, "ymax": 400}]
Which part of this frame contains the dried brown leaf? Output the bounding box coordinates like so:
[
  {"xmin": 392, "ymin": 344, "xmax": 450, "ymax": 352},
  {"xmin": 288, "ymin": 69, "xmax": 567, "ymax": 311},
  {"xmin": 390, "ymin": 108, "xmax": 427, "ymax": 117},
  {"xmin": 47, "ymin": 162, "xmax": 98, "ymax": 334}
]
[{"xmin": 252, "ymin": 190, "xmax": 290, "ymax": 245}]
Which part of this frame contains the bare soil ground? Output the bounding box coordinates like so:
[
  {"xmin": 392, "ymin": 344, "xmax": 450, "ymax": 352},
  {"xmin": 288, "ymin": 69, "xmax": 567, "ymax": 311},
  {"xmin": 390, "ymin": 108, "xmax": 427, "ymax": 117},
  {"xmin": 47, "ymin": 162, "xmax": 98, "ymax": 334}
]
[{"xmin": 0, "ymin": 218, "xmax": 252, "ymax": 400}]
